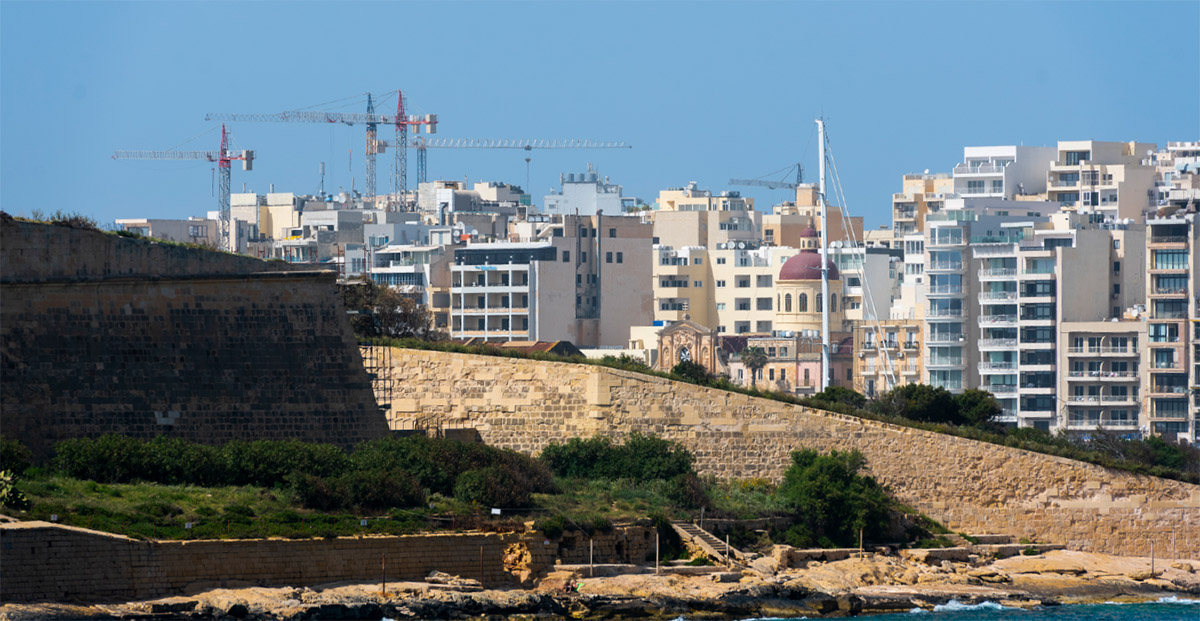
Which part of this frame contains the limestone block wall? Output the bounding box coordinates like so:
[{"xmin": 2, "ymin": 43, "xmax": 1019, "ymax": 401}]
[
  {"xmin": 0, "ymin": 521, "xmax": 652, "ymax": 604},
  {"xmin": 376, "ymin": 348, "xmax": 1200, "ymax": 559},
  {"xmin": 0, "ymin": 214, "xmax": 300, "ymax": 284},
  {"xmin": 0, "ymin": 218, "xmax": 388, "ymax": 458}
]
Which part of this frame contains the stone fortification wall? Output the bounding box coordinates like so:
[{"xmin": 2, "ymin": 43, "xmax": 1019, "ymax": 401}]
[
  {"xmin": 0, "ymin": 217, "xmax": 388, "ymax": 457},
  {"xmin": 0, "ymin": 521, "xmax": 653, "ymax": 603},
  {"xmin": 0, "ymin": 214, "xmax": 300, "ymax": 283},
  {"xmin": 376, "ymin": 348, "xmax": 1200, "ymax": 559}
]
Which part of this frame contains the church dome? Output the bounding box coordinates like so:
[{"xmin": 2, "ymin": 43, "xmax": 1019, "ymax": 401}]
[
  {"xmin": 800, "ymin": 226, "xmax": 818, "ymax": 238},
  {"xmin": 779, "ymin": 252, "xmax": 840, "ymax": 281}
]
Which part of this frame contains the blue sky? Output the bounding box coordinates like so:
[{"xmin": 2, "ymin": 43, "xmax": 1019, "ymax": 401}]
[{"xmin": 2, "ymin": 1, "xmax": 1197, "ymax": 229}]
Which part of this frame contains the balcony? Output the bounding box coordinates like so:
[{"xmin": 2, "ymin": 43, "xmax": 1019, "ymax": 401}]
[
  {"xmin": 954, "ymin": 162, "xmax": 1008, "ymax": 175},
  {"xmin": 927, "ymin": 308, "xmax": 964, "ymax": 318},
  {"xmin": 926, "ymin": 358, "xmax": 965, "ymax": 368},
  {"xmin": 987, "ymin": 387, "xmax": 1019, "ymax": 398},
  {"xmin": 1066, "ymin": 417, "xmax": 1139, "ymax": 430},
  {"xmin": 1021, "ymin": 269, "xmax": 1056, "ymax": 279},
  {"xmin": 928, "ymin": 285, "xmax": 964, "ymax": 296},
  {"xmin": 1067, "ymin": 395, "xmax": 1137, "ymax": 405},
  {"xmin": 979, "ymin": 291, "xmax": 1018, "ymax": 302},
  {"xmin": 979, "ymin": 338, "xmax": 1018, "ymax": 349},
  {"xmin": 1152, "ymin": 385, "xmax": 1189, "ymax": 394},
  {"xmin": 972, "ymin": 245, "xmax": 1017, "ymax": 258},
  {"xmin": 1067, "ymin": 371, "xmax": 1139, "ymax": 380},
  {"xmin": 1151, "ymin": 235, "xmax": 1188, "ymax": 244},
  {"xmin": 926, "ymin": 333, "xmax": 965, "ymax": 344},
  {"xmin": 979, "ymin": 362, "xmax": 1017, "ymax": 372},
  {"xmin": 978, "ymin": 314, "xmax": 1018, "ymax": 326},
  {"xmin": 979, "ymin": 268, "xmax": 1018, "ymax": 279},
  {"xmin": 928, "ymin": 261, "xmax": 964, "ymax": 272},
  {"xmin": 1152, "ymin": 287, "xmax": 1188, "ymax": 296},
  {"xmin": 1152, "ymin": 310, "xmax": 1189, "ymax": 319},
  {"xmin": 456, "ymin": 306, "xmax": 530, "ymax": 315},
  {"xmin": 929, "ymin": 237, "xmax": 965, "ymax": 248}
]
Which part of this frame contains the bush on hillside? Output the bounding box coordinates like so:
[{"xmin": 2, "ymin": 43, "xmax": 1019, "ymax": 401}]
[
  {"xmin": 872, "ymin": 384, "xmax": 960, "ymax": 425},
  {"xmin": 453, "ymin": 464, "xmax": 536, "ymax": 508},
  {"xmin": 0, "ymin": 437, "xmax": 32, "ymax": 475},
  {"xmin": 954, "ymin": 389, "xmax": 1003, "ymax": 427},
  {"xmin": 671, "ymin": 360, "xmax": 711, "ymax": 385},
  {"xmin": 812, "ymin": 386, "xmax": 867, "ymax": 409},
  {"xmin": 350, "ymin": 435, "xmax": 555, "ymax": 498},
  {"xmin": 776, "ymin": 449, "xmax": 892, "ymax": 548},
  {"xmin": 540, "ymin": 432, "xmax": 695, "ymax": 482}
]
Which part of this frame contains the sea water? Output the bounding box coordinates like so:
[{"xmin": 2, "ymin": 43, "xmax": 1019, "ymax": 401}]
[{"xmin": 735, "ymin": 596, "xmax": 1200, "ymax": 620}]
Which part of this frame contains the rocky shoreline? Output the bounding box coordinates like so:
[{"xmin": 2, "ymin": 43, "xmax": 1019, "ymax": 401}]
[{"xmin": 2, "ymin": 550, "xmax": 1198, "ymax": 620}]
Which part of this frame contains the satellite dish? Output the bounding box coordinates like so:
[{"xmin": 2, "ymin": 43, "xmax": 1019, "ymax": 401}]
[{"xmin": 924, "ymin": 169, "xmax": 930, "ymax": 174}]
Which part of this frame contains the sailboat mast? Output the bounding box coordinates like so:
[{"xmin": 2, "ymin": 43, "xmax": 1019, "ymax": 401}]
[{"xmin": 817, "ymin": 118, "xmax": 830, "ymax": 391}]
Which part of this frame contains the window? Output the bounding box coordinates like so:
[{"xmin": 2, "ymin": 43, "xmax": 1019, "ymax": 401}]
[
  {"xmin": 756, "ymin": 275, "xmax": 772, "ymax": 287},
  {"xmin": 816, "ymin": 293, "xmax": 823, "ymax": 312},
  {"xmin": 652, "ymin": 237, "xmax": 660, "ymax": 244},
  {"xmin": 188, "ymin": 224, "xmax": 208, "ymax": 238},
  {"xmin": 798, "ymin": 293, "xmax": 808, "ymax": 312},
  {"xmin": 831, "ymin": 294, "xmax": 837, "ymax": 312},
  {"xmin": 785, "ymin": 293, "xmax": 792, "ymax": 312},
  {"xmin": 716, "ymin": 257, "xmax": 726, "ymax": 265},
  {"xmin": 608, "ymin": 228, "xmax": 616, "ymax": 238},
  {"xmin": 769, "ymin": 369, "xmax": 775, "ymax": 381},
  {"xmin": 780, "ymin": 369, "xmax": 786, "ymax": 382},
  {"xmin": 967, "ymin": 180, "xmax": 985, "ymax": 193},
  {"xmin": 716, "ymin": 280, "xmax": 726, "ymax": 287},
  {"xmin": 1112, "ymin": 284, "xmax": 1120, "ymax": 295},
  {"xmin": 1113, "ymin": 239, "xmax": 1120, "ymax": 249},
  {"xmin": 716, "ymin": 303, "xmax": 726, "ymax": 310},
  {"xmin": 576, "ymin": 274, "xmax": 582, "ymax": 285},
  {"xmin": 693, "ymin": 280, "xmax": 702, "ymax": 287},
  {"xmin": 757, "ymin": 321, "xmax": 772, "ymax": 333},
  {"xmin": 562, "ymin": 250, "xmax": 570, "ymax": 262},
  {"xmin": 616, "ymin": 252, "xmax": 623, "ymax": 263},
  {"xmin": 606, "ymin": 252, "xmax": 613, "ymax": 263},
  {"xmin": 756, "ymin": 297, "xmax": 772, "ymax": 311},
  {"xmin": 736, "ymin": 277, "xmax": 751, "ymax": 288},
  {"xmin": 803, "ymin": 368, "xmax": 811, "ymax": 386},
  {"xmin": 736, "ymin": 299, "xmax": 751, "ymax": 311},
  {"xmin": 1154, "ymin": 250, "xmax": 1188, "ymax": 270},
  {"xmin": 1113, "ymin": 261, "xmax": 1120, "ymax": 273},
  {"xmin": 692, "ymin": 257, "xmax": 703, "ymax": 265},
  {"xmin": 580, "ymin": 252, "xmax": 587, "ymax": 262}
]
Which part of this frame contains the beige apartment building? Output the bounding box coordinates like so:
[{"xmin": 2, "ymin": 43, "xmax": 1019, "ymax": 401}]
[
  {"xmin": 1046, "ymin": 140, "xmax": 1156, "ymax": 221},
  {"xmin": 892, "ymin": 173, "xmax": 954, "ymax": 240},
  {"xmin": 853, "ymin": 320, "xmax": 923, "ymax": 397},
  {"xmin": 1057, "ymin": 320, "xmax": 1145, "ymax": 435},
  {"xmin": 1143, "ymin": 213, "xmax": 1199, "ymax": 442}
]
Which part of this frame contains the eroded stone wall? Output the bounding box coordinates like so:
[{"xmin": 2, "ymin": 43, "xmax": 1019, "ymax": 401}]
[
  {"xmin": 0, "ymin": 521, "xmax": 652, "ymax": 603},
  {"xmin": 375, "ymin": 348, "xmax": 1200, "ymax": 559}
]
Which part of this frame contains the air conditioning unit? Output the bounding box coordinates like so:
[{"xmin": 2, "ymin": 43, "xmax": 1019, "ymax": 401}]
[
  {"xmin": 858, "ymin": 352, "xmax": 866, "ymax": 358},
  {"xmin": 897, "ymin": 351, "xmax": 905, "ymax": 358}
]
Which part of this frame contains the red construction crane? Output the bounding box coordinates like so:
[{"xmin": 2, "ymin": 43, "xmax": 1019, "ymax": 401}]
[
  {"xmin": 112, "ymin": 124, "xmax": 254, "ymax": 252},
  {"xmin": 206, "ymin": 90, "xmax": 436, "ymax": 208}
]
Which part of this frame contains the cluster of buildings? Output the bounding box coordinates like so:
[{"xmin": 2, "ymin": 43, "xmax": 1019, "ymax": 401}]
[{"xmin": 117, "ymin": 140, "xmax": 1200, "ymax": 444}]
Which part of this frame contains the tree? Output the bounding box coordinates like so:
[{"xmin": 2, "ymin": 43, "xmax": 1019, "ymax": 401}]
[
  {"xmin": 671, "ymin": 360, "xmax": 711, "ymax": 385},
  {"xmin": 954, "ymin": 389, "xmax": 1002, "ymax": 427},
  {"xmin": 340, "ymin": 278, "xmax": 444, "ymax": 341},
  {"xmin": 874, "ymin": 383, "xmax": 959, "ymax": 425},
  {"xmin": 813, "ymin": 385, "xmax": 867, "ymax": 409},
  {"xmin": 740, "ymin": 347, "xmax": 768, "ymax": 389},
  {"xmin": 776, "ymin": 449, "xmax": 892, "ymax": 548}
]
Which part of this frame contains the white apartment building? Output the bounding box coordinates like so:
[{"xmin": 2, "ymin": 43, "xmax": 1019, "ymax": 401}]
[
  {"xmin": 542, "ymin": 165, "xmax": 633, "ymax": 216},
  {"xmin": 952, "ymin": 146, "xmax": 1056, "ymax": 200},
  {"xmin": 449, "ymin": 214, "xmax": 652, "ymax": 347}
]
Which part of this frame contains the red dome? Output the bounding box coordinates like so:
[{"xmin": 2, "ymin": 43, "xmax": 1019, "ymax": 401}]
[
  {"xmin": 800, "ymin": 226, "xmax": 818, "ymax": 238},
  {"xmin": 779, "ymin": 252, "xmax": 840, "ymax": 281}
]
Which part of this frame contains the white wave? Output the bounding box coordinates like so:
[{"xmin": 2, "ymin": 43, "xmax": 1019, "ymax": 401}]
[
  {"xmin": 1158, "ymin": 595, "xmax": 1200, "ymax": 605},
  {"xmin": 907, "ymin": 608, "xmax": 930, "ymax": 614},
  {"xmin": 931, "ymin": 599, "xmax": 1019, "ymax": 612}
]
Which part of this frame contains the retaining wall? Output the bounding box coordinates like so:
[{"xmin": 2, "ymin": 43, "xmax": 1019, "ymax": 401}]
[{"xmin": 373, "ymin": 348, "xmax": 1200, "ymax": 559}]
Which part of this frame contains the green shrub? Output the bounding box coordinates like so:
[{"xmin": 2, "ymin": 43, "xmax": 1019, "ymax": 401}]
[
  {"xmin": 341, "ymin": 468, "xmax": 425, "ymax": 511},
  {"xmin": 534, "ymin": 514, "xmax": 567, "ymax": 539},
  {"xmin": 812, "ymin": 386, "xmax": 867, "ymax": 409},
  {"xmin": 671, "ymin": 360, "xmax": 711, "ymax": 385},
  {"xmin": 222, "ymin": 440, "xmax": 350, "ymax": 487},
  {"xmin": 0, "ymin": 437, "xmax": 32, "ymax": 475},
  {"xmin": 0, "ymin": 470, "xmax": 31, "ymax": 511},
  {"xmin": 453, "ymin": 465, "xmax": 534, "ymax": 508},
  {"xmin": 351, "ymin": 436, "xmax": 554, "ymax": 498},
  {"xmin": 776, "ymin": 449, "xmax": 893, "ymax": 548},
  {"xmin": 540, "ymin": 432, "xmax": 695, "ymax": 483},
  {"xmin": 287, "ymin": 472, "xmax": 349, "ymax": 512},
  {"xmin": 665, "ymin": 473, "xmax": 709, "ymax": 510},
  {"xmin": 53, "ymin": 435, "xmax": 151, "ymax": 483}
]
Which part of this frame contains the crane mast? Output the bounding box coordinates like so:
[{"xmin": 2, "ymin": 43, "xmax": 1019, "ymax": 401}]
[{"xmin": 112, "ymin": 124, "xmax": 253, "ymax": 252}]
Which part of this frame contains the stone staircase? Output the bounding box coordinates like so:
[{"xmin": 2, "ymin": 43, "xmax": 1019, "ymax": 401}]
[{"xmin": 671, "ymin": 521, "xmax": 747, "ymax": 567}]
